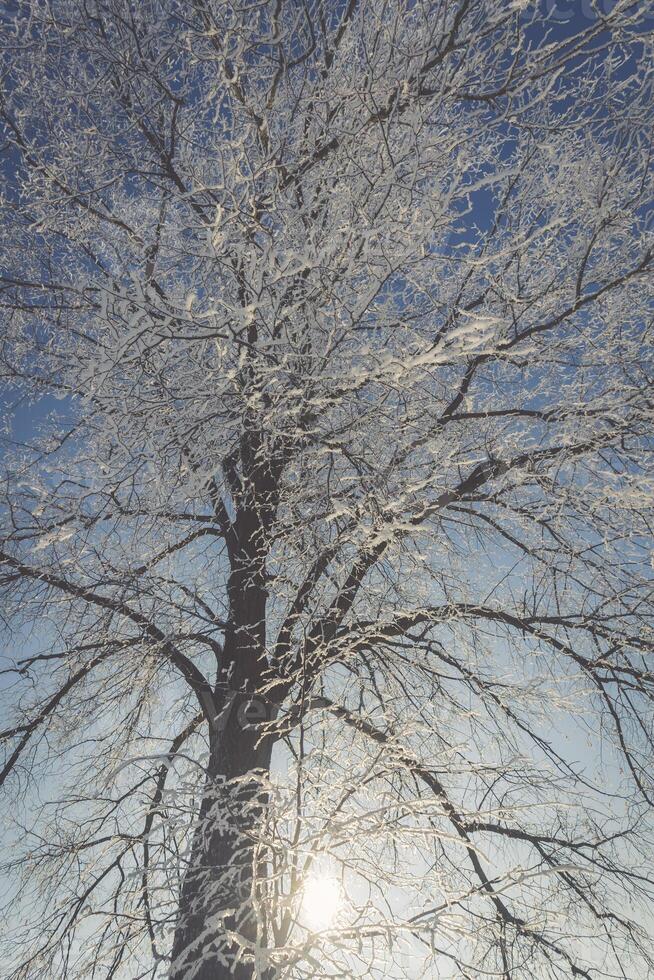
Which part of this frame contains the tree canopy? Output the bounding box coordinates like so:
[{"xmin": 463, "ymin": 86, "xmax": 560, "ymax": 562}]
[{"xmin": 1, "ymin": 1, "xmax": 653, "ymax": 978}]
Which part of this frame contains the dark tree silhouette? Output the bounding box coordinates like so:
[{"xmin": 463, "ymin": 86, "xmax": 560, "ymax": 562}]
[{"xmin": 1, "ymin": 2, "xmax": 653, "ymax": 977}]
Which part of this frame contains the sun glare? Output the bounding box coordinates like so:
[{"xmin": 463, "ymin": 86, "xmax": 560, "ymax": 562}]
[{"xmin": 300, "ymin": 875, "xmax": 343, "ymax": 931}]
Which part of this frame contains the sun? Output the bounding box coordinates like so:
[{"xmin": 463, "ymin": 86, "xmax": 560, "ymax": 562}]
[{"xmin": 300, "ymin": 875, "xmax": 343, "ymax": 931}]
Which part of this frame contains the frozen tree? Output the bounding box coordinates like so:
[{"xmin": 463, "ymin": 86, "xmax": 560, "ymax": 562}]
[{"xmin": 1, "ymin": 0, "xmax": 653, "ymax": 977}]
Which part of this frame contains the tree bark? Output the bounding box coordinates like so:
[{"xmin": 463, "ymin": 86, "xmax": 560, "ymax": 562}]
[
  {"xmin": 170, "ymin": 432, "xmax": 282, "ymax": 977},
  {"xmin": 170, "ymin": 698, "xmax": 274, "ymax": 980},
  {"xmin": 171, "ymin": 528, "xmax": 275, "ymax": 980}
]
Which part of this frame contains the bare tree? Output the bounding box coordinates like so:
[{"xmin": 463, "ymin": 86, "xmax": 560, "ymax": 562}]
[{"xmin": 1, "ymin": 1, "xmax": 653, "ymax": 977}]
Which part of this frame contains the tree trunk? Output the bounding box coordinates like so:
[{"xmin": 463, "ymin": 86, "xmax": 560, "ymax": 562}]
[
  {"xmin": 170, "ymin": 452, "xmax": 280, "ymax": 977},
  {"xmin": 170, "ymin": 695, "xmax": 275, "ymax": 980}
]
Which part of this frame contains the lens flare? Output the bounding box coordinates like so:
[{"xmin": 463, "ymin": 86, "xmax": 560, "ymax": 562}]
[{"xmin": 300, "ymin": 875, "xmax": 343, "ymax": 930}]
